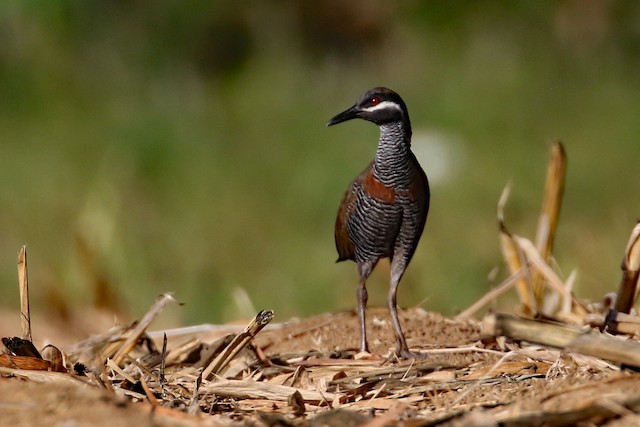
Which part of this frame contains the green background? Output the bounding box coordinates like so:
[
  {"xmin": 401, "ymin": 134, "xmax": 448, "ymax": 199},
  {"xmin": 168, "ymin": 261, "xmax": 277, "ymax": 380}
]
[{"xmin": 1, "ymin": 2, "xmax": 639, "ymax": 324}]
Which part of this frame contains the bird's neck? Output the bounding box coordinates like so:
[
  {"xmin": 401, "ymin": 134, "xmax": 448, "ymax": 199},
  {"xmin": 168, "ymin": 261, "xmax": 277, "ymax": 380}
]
[{"xmin": 373, "ymin": 122, "xmax": 413, "ymax": 187}]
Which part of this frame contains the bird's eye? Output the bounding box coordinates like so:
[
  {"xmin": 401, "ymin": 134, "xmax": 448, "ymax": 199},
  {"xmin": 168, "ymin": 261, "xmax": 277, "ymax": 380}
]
[{"xmin": 369, "ymin": 97, "xmax": 380, "ymax": 106}]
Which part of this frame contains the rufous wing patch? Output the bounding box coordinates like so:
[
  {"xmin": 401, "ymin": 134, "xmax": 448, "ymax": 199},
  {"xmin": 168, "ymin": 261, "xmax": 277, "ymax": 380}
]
[{"xmin": 363, "ymin": 172, "xmax": 396, "ymax": 203}]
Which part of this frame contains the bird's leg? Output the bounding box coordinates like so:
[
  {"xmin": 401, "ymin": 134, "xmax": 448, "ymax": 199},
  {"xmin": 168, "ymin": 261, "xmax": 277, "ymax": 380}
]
[
  {"xmin": 357, "ymin": 279, "xmax": 369, "ymax": 353},
  {"xmin": 388, "ymin": 259, "xmax": 428, "ymax": 359},
  {"xmin": 356, "ymin": 260, "xmax": 375, "ymax": 353},
  {"xmin": 388, "ymin": 280, "xmax": 414, "ymax": 358}
]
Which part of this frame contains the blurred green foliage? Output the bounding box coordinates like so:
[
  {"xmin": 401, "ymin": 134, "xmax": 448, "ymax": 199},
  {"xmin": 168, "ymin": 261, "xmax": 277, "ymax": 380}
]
[{"xmin": 1, "ymin": 1, "xmax": 640, "ymax": 324}]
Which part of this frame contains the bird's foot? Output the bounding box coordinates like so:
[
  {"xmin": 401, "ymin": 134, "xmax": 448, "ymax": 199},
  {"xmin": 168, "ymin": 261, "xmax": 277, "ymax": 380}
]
[{"xmin": 396, "ymin": 348, "xmax": 429, "ymax": 360}]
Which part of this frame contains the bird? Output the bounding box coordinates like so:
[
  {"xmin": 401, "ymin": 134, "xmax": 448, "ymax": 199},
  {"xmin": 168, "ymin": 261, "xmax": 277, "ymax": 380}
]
[{"xmin": 327, "ymin": 87, "xmax": 430, "ymax": 359}]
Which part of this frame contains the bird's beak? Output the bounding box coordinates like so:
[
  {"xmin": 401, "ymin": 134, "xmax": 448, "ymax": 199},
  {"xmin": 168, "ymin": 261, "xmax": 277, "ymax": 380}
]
[{"xmin": 326, "ymin": 104, "xmax": 359, "ymax": 127}]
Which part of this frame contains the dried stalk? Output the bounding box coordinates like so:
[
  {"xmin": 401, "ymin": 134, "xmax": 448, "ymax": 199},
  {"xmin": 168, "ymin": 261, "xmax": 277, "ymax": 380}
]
[
  {"xmin": 0, "ymin": 366, "xmax": 89, "ymax": 384},
  {"xmin": 202, "ymin": 310, "xmax": 273, "ymax": 380},
  {"xmin": 200, "ymin": 378, "xmax": 335, "ymax": 404},
  {"xmin": 484, "ymin": 313, "xmax": 640, "ymax": 368},
  {"xmin": 515, "ymin": 236, "xmax": 584, "ymax": 316},
  {"xmin": 614, "ymin": 221, "xmax": 640, "ymax": 313},
  {"xmin": 604, "ymin": 311, "xmax": 640, "ymax": 335},
  {"xmin": 0, "ymin": 354, "xmax": 50, "ymax": 370},
  {"xmin": 483, "ymin": 313, "xmax": 586, "ymax": 349},
  {"xmin": 497, "ymin": 184, "xmax": 535, "ymax": 314},
  {"xmin": 109, "ymin": 293, "xmax": 177, "ymax": 364},
  {"xmin": 17, "ymin": 245, "xmax": 31, "ymax": 341},
  {"xmin": 568, "ymin": 333, "xmax": 640, "ymax": 368},
  {"xmin": 455, "ymin": 270, "xmax": 525, "ymax": 320},
  {"xmin": 533, "ymin": 142, "xmax": 567, "ymax": 311}
]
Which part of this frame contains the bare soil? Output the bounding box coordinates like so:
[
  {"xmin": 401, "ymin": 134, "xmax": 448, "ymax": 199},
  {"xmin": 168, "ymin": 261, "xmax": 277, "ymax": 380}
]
[{"xmin": 1, "ymin": 307, "xmax": 640, "ymax": 426}]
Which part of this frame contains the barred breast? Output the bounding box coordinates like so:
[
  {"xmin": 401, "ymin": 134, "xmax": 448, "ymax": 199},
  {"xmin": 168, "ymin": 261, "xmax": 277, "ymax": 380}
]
[{"xmin": 335, "ymin": 155, "xmax": 428, "ymax": 265}]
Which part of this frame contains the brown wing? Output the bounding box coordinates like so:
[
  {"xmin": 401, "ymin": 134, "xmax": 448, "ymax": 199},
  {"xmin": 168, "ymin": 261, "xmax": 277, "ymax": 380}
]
[{"xmin": 335, "ymin": 163, "xmax": 373, "ymax": 262}]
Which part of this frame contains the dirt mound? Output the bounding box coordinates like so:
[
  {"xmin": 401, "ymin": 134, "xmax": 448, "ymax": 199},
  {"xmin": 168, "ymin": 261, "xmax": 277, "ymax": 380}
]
[{"xmin": 2, "ymin": 306, "xmax": 639, "ymax": 426}]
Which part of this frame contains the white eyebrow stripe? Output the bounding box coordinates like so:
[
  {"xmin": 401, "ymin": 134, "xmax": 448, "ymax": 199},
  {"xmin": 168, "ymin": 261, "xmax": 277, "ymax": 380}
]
[{"xmin": 362, "ymin": 100, "xmax": 402, "ymax": 113}]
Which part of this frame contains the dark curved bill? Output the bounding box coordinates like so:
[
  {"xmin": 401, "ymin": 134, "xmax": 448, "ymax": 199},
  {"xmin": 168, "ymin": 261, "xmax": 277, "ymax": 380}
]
[{"xmin": 326, "ymin": 105, "xmax": 359, "ymax": 126}]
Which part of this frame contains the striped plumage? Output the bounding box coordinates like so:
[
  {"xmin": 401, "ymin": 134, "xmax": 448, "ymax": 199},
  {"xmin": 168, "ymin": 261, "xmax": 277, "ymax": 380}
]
[{"xmin": 328, "ymin": 87, "xmax": 430, "ymax": 359}]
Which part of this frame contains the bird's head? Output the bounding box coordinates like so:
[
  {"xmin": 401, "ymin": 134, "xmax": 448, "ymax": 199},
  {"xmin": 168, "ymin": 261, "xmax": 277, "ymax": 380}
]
[{"xmin": 326, "ymin": 87, "xmax": 410, "ymax": 129}]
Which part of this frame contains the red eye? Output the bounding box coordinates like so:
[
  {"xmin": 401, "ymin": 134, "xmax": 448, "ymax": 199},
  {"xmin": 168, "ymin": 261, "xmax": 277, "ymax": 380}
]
[{"xmin": 370, "ymin": 97, "xmax": 380, "ymax": 106}]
